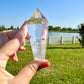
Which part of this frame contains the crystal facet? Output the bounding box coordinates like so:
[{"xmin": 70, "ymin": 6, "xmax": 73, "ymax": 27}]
[{"xmin": 27, "ymin": 8, "xmax": 48, "ymax": 24}]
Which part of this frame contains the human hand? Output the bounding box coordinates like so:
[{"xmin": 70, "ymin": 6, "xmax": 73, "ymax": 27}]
[{"xmin": 0, "ymin": 19, "xmax": 50, "ymax": 84}]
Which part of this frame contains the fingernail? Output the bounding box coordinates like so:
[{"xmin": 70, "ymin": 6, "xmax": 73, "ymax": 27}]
[
  {"xmin": 11, "ymin": 53, "xmax": 18, "ymax": 62},
  {"xmin": 18, "ymin": 45, "xmax": 25, "ymax": 51},
  {"xmin": 39, "ymin": 61, "xmax": 50, "ymax": 69},
  {"xmin": 21, "ymin": 46, "xmax": 25, "ymax": 50},
  {"xmin": 14, "ymin": 56, "xmax": 18, "ymax": 62}
]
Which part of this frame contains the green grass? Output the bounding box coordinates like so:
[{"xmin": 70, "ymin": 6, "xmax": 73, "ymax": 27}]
[
  {"xmin": 49, "ymin": 31, "xmax": 79, "ymax": 33},
  {"xmin": 6, "ymin": 43, "xmax": 84, "ymax": 84}
]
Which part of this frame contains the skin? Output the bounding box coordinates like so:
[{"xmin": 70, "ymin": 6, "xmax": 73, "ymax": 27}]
[
  {"xmin": 42, "ymin": 25, "xmax": 47, "ymax": 43},
  {"xmin": 0, "ymin": 19, "xmax": 50, "ymax": 84},
  {"xmin": 41, "ymin": 19, "xmax": 48, "ymax": 44}
]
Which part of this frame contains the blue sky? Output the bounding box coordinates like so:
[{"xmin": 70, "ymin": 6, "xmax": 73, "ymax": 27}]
[{"xmin": 0, "ymin": 0, "xmax": 84, "ymax": 29}]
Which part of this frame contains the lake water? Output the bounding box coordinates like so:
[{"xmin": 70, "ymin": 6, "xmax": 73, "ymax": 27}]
[{"xmin": 48, "ymin": 32, "xmax": 79, "ymax": 36}]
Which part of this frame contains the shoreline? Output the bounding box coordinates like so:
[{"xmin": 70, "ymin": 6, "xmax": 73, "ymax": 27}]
[{"xmin": 48, "ymin": 31, "xmax": 79, "ymax": 33}]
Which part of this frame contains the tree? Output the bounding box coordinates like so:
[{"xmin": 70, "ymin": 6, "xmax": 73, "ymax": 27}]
[
  {"xmin": 2, "ymin": 25, "xmax": 6, "ymax": 31},
  {"xmin": 8, "ymin": 25, "xmax": 14, "ymax": 30},
  {"xmin": 17, "ymin": 27, "xmax": 19, "ymax": 30},
  {"xmin": 0, "ymin": 25, "xmax": 2, "ymax": 31},
  {"xmin": 78, "ymin": 23, "xmax": 84, "ymax": 48},
  {"xmin": 72, "ymin": 29, "xmax": 78, "ymax": 32},
  {"xmin": 54, "ymin": 26, "xmax": 61, "ymax": 31},
  {"xmin": 10, "ymin": 25, "xmax": 14, "ymax": 30},
  {"xmin": 48, "ymin": 26, "xmax": 53, "ymax": 31},
  {"xmin": 67, "ymin": 27, "xmax": 72, "ymax": 31},
  {"xmin": 62, "ymin": 27, "xmax": 67, "ymax": 31}
]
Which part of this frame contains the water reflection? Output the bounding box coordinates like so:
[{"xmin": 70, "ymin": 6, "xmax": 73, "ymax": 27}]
[{"xmin": 48, "ymin": 32, "xmax": 79, "ymax": 36}]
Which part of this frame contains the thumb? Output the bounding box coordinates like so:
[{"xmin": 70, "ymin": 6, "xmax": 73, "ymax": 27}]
[{"xmin": 12, "ymin": 60, "xmax": 50, "ymax": 84}]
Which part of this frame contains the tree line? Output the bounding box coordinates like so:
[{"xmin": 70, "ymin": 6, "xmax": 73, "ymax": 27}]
[
  {"xmin": 0, "ymin": 25, "xmax": 19, "ymax": 31},
  {"xmin": 0, "ymin": 25, "xmax": 79, "ymax": 33},
  {"xmin": 49, "ymin": 26, "xmax": 79, "ymax": 33}
]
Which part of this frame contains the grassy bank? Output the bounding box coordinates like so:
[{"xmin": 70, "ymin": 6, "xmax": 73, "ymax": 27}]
[
  {"xmin": 49, "ymin": 30, "xmax": 79, "ymax": 33},
  {"xmin": 6, "ymin": 43, "xmax": 84, "ymax": 84}
]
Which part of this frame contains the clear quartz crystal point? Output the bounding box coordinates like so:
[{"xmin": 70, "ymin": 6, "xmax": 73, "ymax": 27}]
[
  {"xmin": 27, "ymin": 8, "xmax": 48, "ymax": 60},
  {"xmin": 27, "ymin": 8, "xmax": 48, "ymax": 24}
]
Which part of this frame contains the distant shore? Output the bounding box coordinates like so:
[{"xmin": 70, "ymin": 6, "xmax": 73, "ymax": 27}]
[{"xmin": 48, "ymin": 30, "xmax": 79, "ymax": 33}]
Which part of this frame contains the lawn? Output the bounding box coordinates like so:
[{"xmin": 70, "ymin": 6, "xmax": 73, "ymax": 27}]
[{"xmin": 6, "ymin": 43, "xmax": 84, "ymax": 84}]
